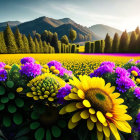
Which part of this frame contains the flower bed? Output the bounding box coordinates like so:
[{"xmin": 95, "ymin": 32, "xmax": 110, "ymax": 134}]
[{"xmin": 0, "ymin": 57, "xmax": 139, "ymax": 140}]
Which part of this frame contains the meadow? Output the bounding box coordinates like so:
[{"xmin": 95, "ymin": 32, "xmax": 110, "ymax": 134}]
[{"xmin": 0, "ymin": 53, "xmax": 140, "ymax": 77}]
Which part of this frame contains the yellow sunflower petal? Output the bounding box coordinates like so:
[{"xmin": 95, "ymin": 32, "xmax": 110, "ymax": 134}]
[
  {"xmin": 96, "ymin": 122, "xmax": 103, "ymax": 132},
  {"xmin": 90, "ymin": 115, "xmax": 97, "ymax": 122},
  {"xmin": 103, "ymin": 121, "xmax": 108, "ymax": 126},
  {"xmin": 97, "ymin": 131, "xmax": 103, "ymax": 140},
  {"xmin": 68, "ymin": 118, "xmax": 78, "ymax": 129},
  {"xmin": 103, "ymin": 126, "xmax": 110, "ymax": 137},
  {"xmin": 78, "ymin": 90, "xmax": 85, "ymax": 99},
  {"xmin": 65, "ymin": 103, "xmax": 77, "ymax": 113},
  {"xmin": 89, "ymin": 108, "xmax": 95, "ymax": 114},
  {"xmin": 80, "ymin": 110, "xmax": 90, "ymax": 119},
  {"xmin": 105, "ymin": 136, "xmax": 110, "ymax": 140},
  {"xmin": 115, "ymin": 98, "xmax": 124, "ymax": 104},
  {"xmin": 27, "ymin": 92, "xmax": 33, "ymax": 97},
  {"xmin": 64, "ymin": 95, "xmax": 71, "ymax": 100},
  {"xmin": 48, "ymin": 97, "xmax": 54, "ymax": 102},
  {"xmin": 83, "ymin": 100, "xmax": 91, "ymax": 108},
  {"xmin": 76, "ymin": 102, "xmax": 84, "ymax": 109},
  {"xmin": 109, "ymin": 123, "xmax": 120, "ymax": 140},
  {"xmin": 69, "ymin": 93, "xmax": 80, "ymax": 99},
  {"xmin": 106, "ymin": 113, "xmax": 113, "ymax": 118},
  {"xmin": 59, "ymin": 106, "xmax": 67, "ymax": 115},
  {"xmin": 111, "ymin": 93, "xmax": 120, "ymax": 98},
  {"xmin": 72, "ymin": 111, "xmax": 82, "ymax": 123},
  {"xmin": 97, "ymin": 111, "xmax": 106, "ymax": 124},
  {"xmin": 87, "ymin": 118, "xmax": 94, "ymax": 131}
]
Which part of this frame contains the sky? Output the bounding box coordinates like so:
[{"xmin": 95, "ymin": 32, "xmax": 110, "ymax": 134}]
[{"xmin": 0, "ymin": 0, "xmax": 140, "ymax": 31}]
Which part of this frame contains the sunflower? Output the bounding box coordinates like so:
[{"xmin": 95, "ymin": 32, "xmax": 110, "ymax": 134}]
[{"xmin": 59, "ymin": 75, "xmax": 132, "ymax": 140}]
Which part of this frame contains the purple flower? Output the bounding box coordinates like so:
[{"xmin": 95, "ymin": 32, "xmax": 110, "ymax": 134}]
[
  {"xmin": 57, "ymin": 84, "xmax": 71, "ymax": 104},
  {"xmin": 47, "ymin": 60, "xmax": 62, "ymax": 68},
  {"xmin": 0, "ymin": 69, "xmax": 7, "ymax": 81},
  {"xmin": 115, "ymin": 67, "xmax": 130, "ymax": 77},
  {"xmin": 0, "ymin": 62, "xmax": 6, "ymax": 69},
  {"xmin": 100, "ymin": 61, "xmax": 115, "ymax": 68},
  {"xmin": 90, "ymin": 65, "xmax": 114, "ymax": 77},
  {"xmin": 20, "ymin": 63, "xmax": 42, "ymax": 77},
  {"xmin": 135, "ymin": 60, "xmax": 140, "ymax": 64},
  {"xmin": 128, "ymin": 59, "xmax": 134, "ymax": 63},
  {"xmin": 136, "ymin": 113, "xmax": 140, "ymax": 132},
  {"xmin": 116, "ymin": 76, "xmax": 135, "ymax": 93},
  {"xmin": 128, "ymin": 66, "xmax": 140, "ymax": 74},
  {"xmin": 134, "ymin": 87, "xmax": 140, "ymax": 99},
  {"xmin": 21, "ymin": 57, "xmax": 35, "ymax": 65}
]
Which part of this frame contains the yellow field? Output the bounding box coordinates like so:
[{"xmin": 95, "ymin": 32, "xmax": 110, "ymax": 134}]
[{"xmin": 0, "ymin": 54, "xmax": 140, "ymax": 76}]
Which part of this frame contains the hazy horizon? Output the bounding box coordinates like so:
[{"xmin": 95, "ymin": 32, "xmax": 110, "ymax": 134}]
[{"xmin": 1, "ymin": 0, "xmax": 140, "ymax": 31}]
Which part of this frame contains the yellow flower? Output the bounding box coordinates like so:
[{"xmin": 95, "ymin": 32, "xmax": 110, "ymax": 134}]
[
  {"xmin": 16, "ymin": 87, "xmax": 23, "ymax": 93},
  {"xmin": 50, "ymin": 66, "xmax": 56, "ymax": 71},
  {"xmin": 4, "ymin": 65, "xmax": 12, "ymax": 70},
  {"xmin": 60, "ymin": 75, "xmax": 132, "ymax": 140},
  {"xmin": 136, "ymin": 78, "xmax": 140, "ymax": 84},
  {"xmin": 41, "ymin": 68, "xmax": 47, "ymax": 73},
  {"xmin": 53, "ymin": 69, "xmax": 60, "ymax": 74},
  {"xmin": 131, "ymin": 71, "xmax": 138, "ymax": 77}
]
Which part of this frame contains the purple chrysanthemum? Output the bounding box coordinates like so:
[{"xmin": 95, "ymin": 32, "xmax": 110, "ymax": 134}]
[
  {"xmin": 136, "ymin": 113, "xmax": 140, "ymax": 132},
  {"xmin": 0, "ymin": 69, "xmax": 7, "ymax": 81},
  {"xmin": 20, "ymin": 63, "xmax": 42, "ymax": 77},
  {"xmin": 0, "ymin": 62, "xmax": 6, "ymax": 69},
  {"xmin": 128, "ymin": 66, "xmax": 140, "ymax": 74},
  {"xmin": 90, "ymin": 65, "xmax": 114, "ymax": 77},
  {"xmin": 134, "ymin": 87, "xmax": 140, "ymax": 99},
  {"xmin": 115, "ymin": 67, "xmax": 130, "ymax": 77},
  {"xmin": 100, "ymin": 61, "xmax": 115, "ymax": 68},
  {"xmin": 135, "ymin": 60, "xmax": 140, "ymax": 64},
  {"xmin": 116, "ymin": 76, "xmax": 135, "ymax": 93},
  {"xmin": 47, "ymin": 60, "xmax": 62, "ymax": 68},
  {"xmin": 57, "ymin": 84, "xmax": 71, "ymax": 104},
  {"xmin": 21, "ymin": 57, "xmax": 35, "ymax": 65}
]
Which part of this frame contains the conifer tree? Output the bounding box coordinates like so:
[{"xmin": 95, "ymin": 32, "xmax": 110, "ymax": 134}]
[
  {"xmin": 61, "ymin": 35, "xmax": 69, "ymax": 45},
  {"xmin": 136, "ymin": 33, "xmax": 140, "ymax": 53},
  {"xmin": 0, "ymin": 32, "xmax": 7, "ymax": 53},
  {"xmin": 41, "ymin": 30, "xmax": 48, "ymax": 42},
  {"xmin": 112, "ymin": 33, "xmax": 120, "ymax": 53},
  {"xmin": 129, "ymin": 31, "xmax": 137, "ymax": 53},
  {"xmin": 22, "ymin": 35, "xmax": 30, "ymax": 53},
  {"xmin": 135, "ymin": 26, "xmax": 140, "ymax": 35},
  {"xmin": 119, "ymin": 31, "xmax": 129, "ymax": 53},
  {"xmin": 15, "ymin": 27, "xmax": 25, "ymax": 53},
  {"xmin": 43, "ymin": 41, "xmax": 49, "ymax": 53},
  {"xmin": 51, "ymin": 32, "xmax": 59, "ymax": 53},
  {"xmin": 69, "ymin": 29, "xmax": 77, "ymax": 43},
  {"xmin": 4, "ymin": 24, "xmax": 18, "ymax": 53},
  {"xmin": 104, "ymin": 34, "xmax": 112, "ymax": 53},
  {"xmin": 34, "ymin": 37, "xmax": 40, "ymax": 53},
  {"xmin": 39, "ymin": 39, "xmax": 44, "ymax": 53},
  {"xmin": 28, "ymin": 34, "xmax": 36, "ymax": 53}
]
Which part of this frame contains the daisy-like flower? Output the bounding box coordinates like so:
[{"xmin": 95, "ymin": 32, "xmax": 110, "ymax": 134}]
[
  {"xmin": 0, "ymin": 62, "xmax": 6, "ymax": 69},
  {"xmin": 21, "ymin": 57, "xmax": 35, "ymax": 65},
  {"xmin": 100, "ymin": 61, "xmax": 115, "ymax": 68},
  {"xmin": 128, "ymin": 66, "xmax": 140, "ymax": 75},
  {"xmin": 134, "ymin": 87, "xmax": 140, "ymax": 99},
  {"xmin": 60, "ymin": 75, "xmax": 132, "ymax": 140},
  {"xmin": 135, "ymin": 60, "xmax": 140, "ymax": 64},
  {"xmin": 115, "ymin": 67, "xmax": 130, "ymax": 77},
  {"xmin": 0, "ymin": 69, "xmax": 7, "ymax": 81}
]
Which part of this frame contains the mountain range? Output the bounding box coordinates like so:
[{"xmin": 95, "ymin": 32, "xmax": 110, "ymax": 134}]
[{"xmin": 0, "ymin": 16, "xmax": 123, "ymax": 42}]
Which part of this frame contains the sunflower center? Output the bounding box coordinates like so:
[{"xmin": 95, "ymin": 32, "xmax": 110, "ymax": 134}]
[
  {"xmin": 40, "ymin": 106, "xmax": 58, "ymax": 127},
  {"xmin": 85, "ymin": 88, "xmax": 113, "ymax": 114}
]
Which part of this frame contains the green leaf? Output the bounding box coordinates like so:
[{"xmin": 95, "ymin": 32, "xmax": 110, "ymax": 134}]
[
  {"xmin": 1, "ymin": 97, "xmax": 9, "ymax": 104},
  {"xmin": 8, "ymin": 92, "xmax": 15, "ymax": 100},
  {"xmin": 57, "ymin": 120, "xmax": 67, "ymax": 128},
  {"xmin": 30, "ymin": 122, "xmax": 40, "ymax": 130},
  {"xmin": 35, "ymin": 128, "xmax": 45, "ymax": 140},
  {"xmin": 0, "ymin": 86, "xmax": 5, "ymax": 95},
  {"xmin": 6, "ymin": 81, "xmax": 14, "ymax": 88},
  {"xmin": 13, "ymin": 113, "xmax": 23, "ymax": 125},
  {"xmin": 0, "ymin": 104, "xmax": 5, "ymax": 111},
  {"xmin": 15, "ymin": 98, "xmax": 24, "ymax": 108},
  {"xmin": 15, "ymin": 127, "xmax": 30, "ymax": 138},
  {"xmin": 31, "ymin": 111, "xmax": 39, "ymax": 120},
  {"xmin": 8, "ymin": 104, "xmax": 17, "ymax": 113},
  {"xmin": 46, "ymin": 129, "xmax": 51, "ymax": 140},
  {"xmin": 3, "ymin": 116, "xmax": 11, "ymax": 127},
  {"xmin": 51, "ymin": 125, "xmax": 61, "ymax": 138}
]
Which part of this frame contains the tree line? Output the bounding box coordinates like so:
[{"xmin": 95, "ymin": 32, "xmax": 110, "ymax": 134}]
[
  {"xmin": 85, "ymin": 27, "xmax": 140, "ymax": 53},
  {"xmin": 0, "ymin": 24, "xmax": 79, "ymax": 54}
]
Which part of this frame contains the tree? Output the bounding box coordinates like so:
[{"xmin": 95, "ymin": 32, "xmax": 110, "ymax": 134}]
[
  {"xmin": 119, "ymin": 31, "xmax": 129, "ymax": 53},
  {"xmin": 85, "ymin": 42, "xmax": 91, "ymax": 53},
  {"xmin": 51, "ymin": 32, "xmax": 59, "ymax": 53},
  {"xmin": 41, "ymin": 30, "xmax": 48, "ymax": 42},
  {"xmin": 112, "ymin": 33, "xmax": 120, "ymax": 53},
  {"xmin": 104, "ymin": 34, "xmax": 112, "ymax": 53},
  {"xmin": 15, "ymin": 27, "xmax": 25, "ymax": 53},
  {"xmin": 136, "ymin": 33, "xmax": 140, "ymax": 53},
  {"xmin": 69, "ymin": 29, "xmax": 77, "ymax": 43},
  {"xmin": 22, "ymin": 35, "xmax": 30, "ymax": 53},
  {"xmin": 95, "ymin": 40, "xmax": 101, "ymax": 53},
  {"xmin": 43, "ymin": 41, "xmax": 49, "ymax": 53},
  {"xmin": 39, "ymin": 39, "xmax": 44, "ymax": 53},
  {"xmin": 90, "ymin": 42, "xmax": 95, "ymax": 53},
  {"xmin": 4, "ymin": 24, "xmax": 18, "ymax": 53},
  {"xmin": 34, "ymin": 37, "xmax": 40, "ymax": 53},
  {"xmin": 129, "ymin": 31, "xmax": 137, "ymax": 53},
  {"xmin": 0, "ymin": 32, "xmax": 7, "ymax": 53},
  {"xmin": 28, "ymin": 34, "xmax": 36, "ymax": 53},
  {"xmin": 61, "ymin": 35, "xmax": 69, "ymax": 45},
  {"xmin": 135, "ymin": 26, "xmax": 140, "ymax": 35}
]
